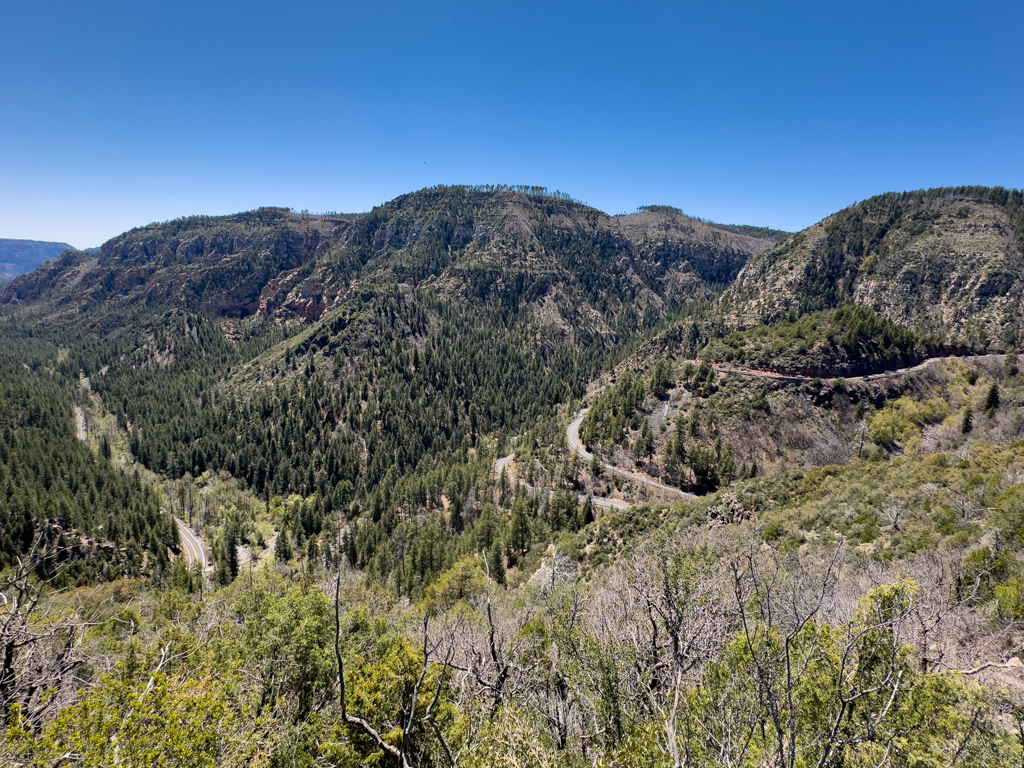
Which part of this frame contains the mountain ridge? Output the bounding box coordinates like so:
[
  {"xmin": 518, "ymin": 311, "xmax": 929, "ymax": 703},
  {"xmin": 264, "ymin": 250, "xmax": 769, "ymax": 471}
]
[
  {"xmin": 729, "ymin": 186, "xmax": 1024, "ymax": 347},
  {"xmin": 0, "ymin": 237, "xmax": 79, "ymax": 283},
  {"xmin": 0, "ymin": 187, "xmax": 782, "ymax": 348}
]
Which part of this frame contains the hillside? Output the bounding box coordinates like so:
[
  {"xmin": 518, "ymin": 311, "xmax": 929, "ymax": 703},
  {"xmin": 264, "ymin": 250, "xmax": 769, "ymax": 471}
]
[
  {"xmin": 0, "ymin": 237, "xmax": 76, "ymax": 283},
  {"xmin": 699, "ymin": 306, "xmax": 956, "ymax": 378},
  {"xmin": 0, "ymin": 186, "xmax": 785, "ymax": 583},
  {"xmin": 2, "ymin": 184, "xmax": 1024, "ymax": 766},
  {"xmin": 729, "ymin": 186, "xmax": 1024, "ymax": 348},
  {"xmin": 577, "ymin": 348, "xmax": 1019, "ymax": 495},
  {"xmin": 0, "ymin": 207, "xmax": 357, "ymax": 319},
  {"xmin": 0, "ymin": 187, "xmax": 780, "ymax": 347}
]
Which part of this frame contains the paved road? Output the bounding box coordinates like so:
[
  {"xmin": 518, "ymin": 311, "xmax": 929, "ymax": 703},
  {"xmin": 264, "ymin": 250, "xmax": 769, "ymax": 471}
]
[
  {"xmin": 567, "ymin": 409, "xmax": 696, "ymax": 500},
  {"xmin": 494, "ymin": 453, "xmax": 633, "ymax": 510},
  {"xmin": 492, "ymin": 405, "xmax": 699, "ymax": 512},
  {"xmin": 74, "ymin": 407, "xmax": 87, "ymax": 442},
  {"xmin": 709, "ymin": 353, "xmax": 1004, "ymax": 384},
  {"xmin": 176, "ymin": 518, "xmax": 208, "ymax": 570},
  {"xmin": 494, "ymin": 452, "xmax": 515, "ymax": 479}
]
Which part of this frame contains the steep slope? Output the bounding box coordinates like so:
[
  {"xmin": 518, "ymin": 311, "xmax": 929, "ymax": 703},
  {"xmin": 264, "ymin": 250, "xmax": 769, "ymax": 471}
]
[
  {"xmin": 0, "ymin": 208, "xmax": 356, "ymax": 319},
  {"xmin": 730, "ymin": 186, "xmax": 1024, "ymax": 347},
  {"xmin": 0, "ymin": 187, "xmax": 780, "ymax": 348},
  {"xmin": 0, "ymin": 238, "xmax": 75, "ymax": 283},
  {"xmin": 91, "ymin": 286, "xmax": 586, "ymax": 500},
  {"xmin": 256, "ymin": 187, "xmax": 782, "ymax": 343},
  {"xmin": 0, "ymin": 340, "xmax": 177, "ymax": 583},
  {"xmin": 699, "ymin": 306, "xmax": 959, "ymax": 378}
]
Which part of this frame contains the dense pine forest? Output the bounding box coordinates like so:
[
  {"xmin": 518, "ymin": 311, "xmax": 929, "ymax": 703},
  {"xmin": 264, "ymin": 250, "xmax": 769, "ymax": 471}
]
[{"xmin": 1, "ymin": 185, "xmax": 1024, "ymax": 766}]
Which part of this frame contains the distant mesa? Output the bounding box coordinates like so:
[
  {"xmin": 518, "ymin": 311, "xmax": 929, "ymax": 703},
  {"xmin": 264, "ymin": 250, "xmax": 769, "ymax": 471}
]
[{"xmin": 0, "ymin": 238, "xmax": 80, "ymax": 283}]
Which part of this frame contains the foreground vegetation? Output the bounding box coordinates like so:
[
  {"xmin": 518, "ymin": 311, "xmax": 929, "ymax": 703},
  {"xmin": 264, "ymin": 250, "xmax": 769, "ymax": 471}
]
[
  {"xmin": 2, "ymin": 185, "xmax": 1023, "ymax": 765},
  {"xmin": 4, "ymin": 460, "xmax": 1023, "ymax": 766}
]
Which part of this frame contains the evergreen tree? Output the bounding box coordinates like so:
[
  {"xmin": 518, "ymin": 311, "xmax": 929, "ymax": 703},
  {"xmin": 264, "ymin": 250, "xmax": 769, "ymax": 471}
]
[
  {"xmin": 305, "ymin": 536, "xmax": 320, "ymax": 569},
  {"xmin": 275, "ymin": 526, "xmax": 293, "ymax": 562},
  {"xmin": 509, "ymin": 501, "xmax": 531, "ymax": 555},
  {"xmin": 488, "ymin": 543, "xmax": 506, "ymax": 586},
  {"xmin": 985, "ymin": 384, "xmax": 1000, "ymax": 415},
  {"xmin": 1006, "ymin": 349, "xmax": 1019, "ymax": 377},
  {"xmin": 634, "ymin": 421, "xmax": 655, "ymax": 462},
  {"xmin": 719, "ymin": 448, "xmax": 737, "ymax": 485},
  {"xmin": 961, "ymin": 406, "xmax": 974, "ymax": 434},
  {"xmin": 687, "ymin": 445, "xmax": 719, "ymax": 492},
  {"xmin": 581, "ymin": 497, "xmax": 594, "ymax": 526}
]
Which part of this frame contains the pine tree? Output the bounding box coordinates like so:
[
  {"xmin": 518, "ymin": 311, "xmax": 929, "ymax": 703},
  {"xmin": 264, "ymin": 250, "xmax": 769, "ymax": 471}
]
[
  {"xmin": 719, "ymin": 449, "xmax": 737, "ymax": 485},
  {"xmin": 1006, "ymin": 349, "xmax": 1019, "ymax": 377},
  {"xmin": 225, "ymin": 521, "xmax": 240, "ymax": 581},
  {"xmin": 488, "ymin": 543, "xmax": 506, "ymax": 586},
  {"xmin": 634, "ymin": 421, "xmax": 654, "ymax": 462},
  {"xmin": 449, "ymin": 496, "xmax": 464, "ymax": 533},
  {"xmin": 345, "ymin": 532, "xmax": 357, "ymax": 567},
  {"xmin": 305, "ymin": 536, "xmax": 320, "ymax": 569},
  {"xmin": 961, "ymin": 406, "xmax": 974, "ymax": 434},
  {"xmin": 663, "ymin": 437, "xmax": 679, "ymax": 474},
  {"xmin": 985, "ymin": 384, "xmax": 1000, "ymax": 415},
  {"xmin": 510, "ymin": 502, "xmax": 531, "ymax": 555},
  {"xmin": 275, "ymin": 526, "xmax": 293, "ymax": 562},
  {"xmin": 582, "ymin": 497, "xmax": 594, "ymax": 526}
]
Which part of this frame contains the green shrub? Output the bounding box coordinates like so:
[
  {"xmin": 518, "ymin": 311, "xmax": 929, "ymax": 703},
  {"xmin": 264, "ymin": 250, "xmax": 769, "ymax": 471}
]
[{"xmin": 868, "ymin": 396, "xmax": 948, "ymax": 448}]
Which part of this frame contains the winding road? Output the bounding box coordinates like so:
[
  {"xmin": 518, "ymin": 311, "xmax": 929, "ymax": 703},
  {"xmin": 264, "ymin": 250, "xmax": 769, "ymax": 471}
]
[
  {"xmin": 73, "ymin": 371, "xmax": 210, "ymax": 571},
  {"xmin": 176, "ymin": 518, "xmax": 208, "ymax": 570},
  {"xmin": 494, "ymin": 452, "xmax": 634, "ymax": 510},
  {"xmin": 708, "ymin": 353, "xmax": 1003, "ymax": 384},
  {"xmin": 567, "ymin": 409, "xmax": 696, "ymax": 501},
  {"xmin": 495, "ymin": 353, "xmax": 1006, "ymax": 512},
  {"xmin": 494, "ymin": 408, "xmax": 699, "ymax": 511}
]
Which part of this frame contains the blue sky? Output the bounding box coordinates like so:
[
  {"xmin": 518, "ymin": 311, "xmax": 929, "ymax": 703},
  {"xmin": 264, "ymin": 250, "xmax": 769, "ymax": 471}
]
[{"xmin": 2, "ymin": 0, "xmax": 1020, "ymax": 247}]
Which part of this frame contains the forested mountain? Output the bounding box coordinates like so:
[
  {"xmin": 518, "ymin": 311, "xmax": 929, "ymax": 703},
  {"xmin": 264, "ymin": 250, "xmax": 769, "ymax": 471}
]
[
  {"xmin": 0, "ymin": 207, "xmax": 356, "ymax": 318},
  {"xmin": 0, "ymin": 186, "xmax": 779, "ymax": 342},
  {"xmin": 0, "ymin": 341, "xmax": 176, "ymax": 584},
  {"xmin": 730, "ymin": 186, "xmax": 1024, "ymax": 348},
  {"xmin": 2, "ymin": 184, "xmax": 1024, "ymax": 766},
  {"xmin": 0, "ymin": 238, "xmax": 76, "ymax": 283},
  {"xmin": 0, "ymin": 186, "xmax": 782, "ymax": 574}
]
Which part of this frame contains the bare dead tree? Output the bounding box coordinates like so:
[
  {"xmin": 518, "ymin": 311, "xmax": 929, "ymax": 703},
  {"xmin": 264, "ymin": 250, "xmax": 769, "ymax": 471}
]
[
  {"xmin": 333, "ymin": 572, "xmax": 467, "ymax": 767},
  {"xmin": 0, "ymin": 535, "xmax": 92, "ymax": 733}
]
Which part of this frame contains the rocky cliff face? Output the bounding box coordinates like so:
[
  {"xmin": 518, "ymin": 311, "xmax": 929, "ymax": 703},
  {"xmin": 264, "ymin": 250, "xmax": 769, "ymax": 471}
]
[
  {"xmin": 611, "ymin": 206, "xmax": 781, "ymax": 286},
  {"xmin": 0, "ymin": 208, "xmax": 357, "ymax": 318},
  {"xmin": 1, "ymin": 188, "xmax": 779, "ymax": 346},
  {"xmin": 255, "ymin": 188, "xmax": 782, "ymax": 343},
  {"xmin": 13, "ymin": 185, "xmax": 1019, "ymax": 351},
  {"xmin": 729, "ymin": 187, "xmax": 1024, "ymax": 348}
]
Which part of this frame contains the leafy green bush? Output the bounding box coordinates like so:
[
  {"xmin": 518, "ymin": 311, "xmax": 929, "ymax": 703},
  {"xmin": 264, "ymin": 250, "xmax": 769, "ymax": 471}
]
[{"xmin": 868, "ymin": 396, "xmax": 949, "ymax": 449}]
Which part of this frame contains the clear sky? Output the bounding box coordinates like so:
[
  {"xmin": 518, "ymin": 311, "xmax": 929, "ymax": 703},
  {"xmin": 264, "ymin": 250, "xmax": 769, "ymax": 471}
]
[{"xmin": 2, "ymin": 0, "xmax": 1021, "ymax": 248}]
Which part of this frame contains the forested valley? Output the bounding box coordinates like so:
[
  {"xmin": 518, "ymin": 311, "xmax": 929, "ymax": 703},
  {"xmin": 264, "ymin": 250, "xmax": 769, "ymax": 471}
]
[{"xmin": 1, "ymin": 185, "xmax": 1024, "ymax": 766}]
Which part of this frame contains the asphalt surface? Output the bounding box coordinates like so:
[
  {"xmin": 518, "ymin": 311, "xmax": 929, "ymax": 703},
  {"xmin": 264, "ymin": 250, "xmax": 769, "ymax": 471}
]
[
  {"xmin": 493, "ymin": 406, "xmax": 700, "ymax": 511},
  {"xmin": 567, "ymin": 409, "xmax": 695, "ymax": 500},
  {"xmin": 709, "ymin": 353, "xmax": 1003, "ymax": 384},
  {"xmin": 176, "ymin": 518, "xmax": 208, "ymax": 570},
  {"xmin": 494, "ymin": 452, "xmax": 633, "ymax": 510}
]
